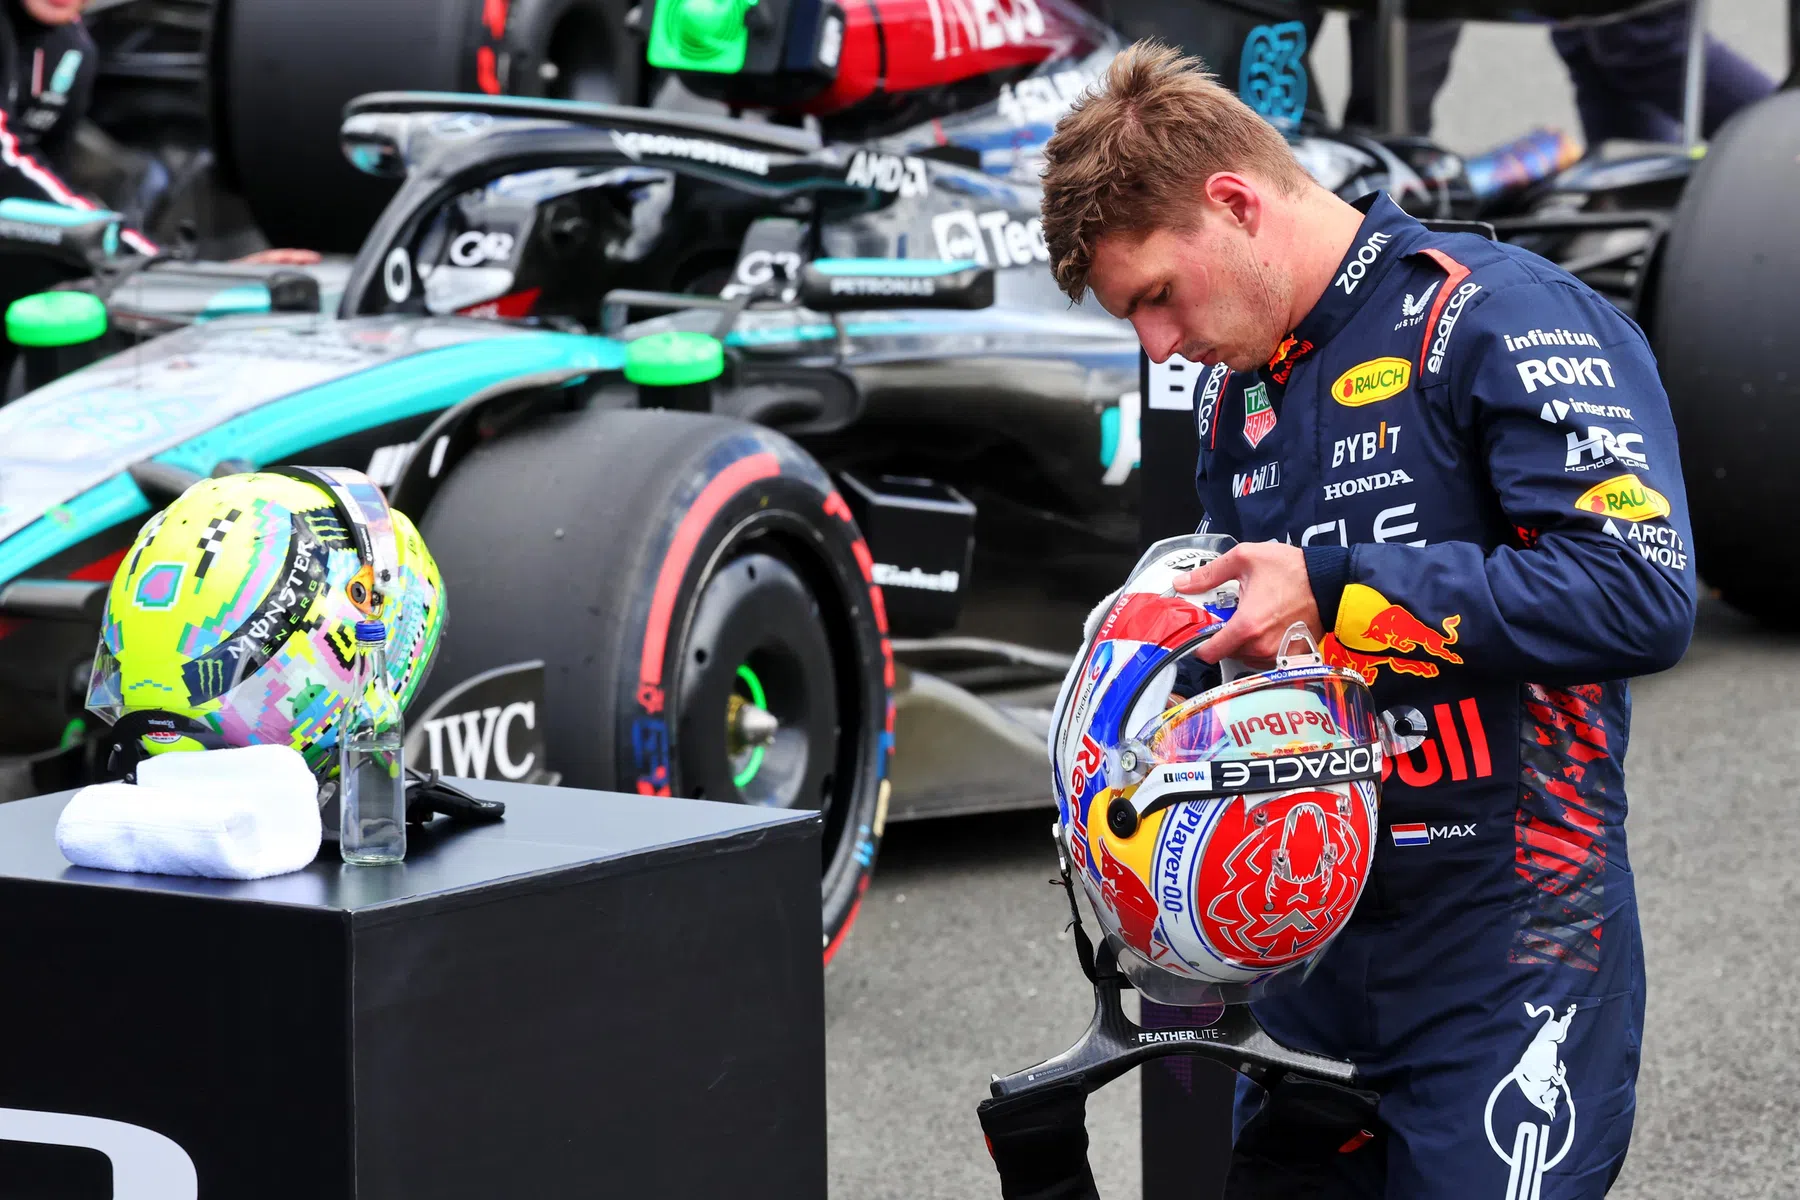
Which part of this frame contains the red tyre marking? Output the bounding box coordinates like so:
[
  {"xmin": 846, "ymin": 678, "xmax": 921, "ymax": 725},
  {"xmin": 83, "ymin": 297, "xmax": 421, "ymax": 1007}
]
[
  {"xmin": 823, "ymin": 489, "xmax": 854, "ymax": 523},
  {"xmin": 849, "ymin": 538, "xmax": 874, "ymax": 582},
  {"xmin": 482, "ymin": 0, "xmax": 509, "ymax": 37},
  {"xmin": 880, "ymin": 638, "xmax": 895, "ymax": 688},
  {"xmin": 823, "ymin": 877, "xmax": 869, "ymax": 964},
  {"xmin": 869, "ymin": 583, "xmax": 888, "ymax": 635},
  {"xmin": 637, "ymin": 452, "xmax": 781, "ymax": 701},
  {"xmin": 476, "ymin": 47, "xmax": 501, "ymax": 94}
]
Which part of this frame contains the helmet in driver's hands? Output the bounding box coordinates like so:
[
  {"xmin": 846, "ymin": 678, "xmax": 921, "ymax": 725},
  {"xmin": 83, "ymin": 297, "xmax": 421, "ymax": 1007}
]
[
  {"xmin": 1048, "ymin": 534, "xmax": 1384, "ymax": 1005},
  {"xmin": 85, "ymin": 466, "xmax": 445, "ymax": 780}
]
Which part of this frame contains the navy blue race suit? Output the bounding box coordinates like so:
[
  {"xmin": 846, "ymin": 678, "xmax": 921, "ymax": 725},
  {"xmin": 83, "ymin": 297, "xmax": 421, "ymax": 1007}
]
[{"xmin": 1192, "ymin": 193, "xmax": 1697, "ymax": 1198}]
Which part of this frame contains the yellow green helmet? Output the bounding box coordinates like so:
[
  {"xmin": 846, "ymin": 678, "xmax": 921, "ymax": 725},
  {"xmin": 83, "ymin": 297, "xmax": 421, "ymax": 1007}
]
[{"xmin": 86, "ymin": 467, "xmax": 446, "ymax": 780}]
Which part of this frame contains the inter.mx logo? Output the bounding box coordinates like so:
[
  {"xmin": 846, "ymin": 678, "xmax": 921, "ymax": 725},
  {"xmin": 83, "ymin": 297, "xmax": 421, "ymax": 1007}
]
[{"xmin": 0, "ymin": 1107, "xmax": 196, "ymax": 1198}]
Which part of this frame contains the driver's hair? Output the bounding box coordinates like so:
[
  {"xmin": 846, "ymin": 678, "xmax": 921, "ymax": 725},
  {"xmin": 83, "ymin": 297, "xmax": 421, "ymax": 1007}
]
[{"xmin": 1040, "ymin": 40, "xmax": 1310, "ymax": 303}]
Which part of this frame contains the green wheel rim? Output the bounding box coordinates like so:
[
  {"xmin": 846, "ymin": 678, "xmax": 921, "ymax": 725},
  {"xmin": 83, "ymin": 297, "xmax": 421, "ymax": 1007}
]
[{"xmin": 732, "ymin": 663, "xmax": 768, "ymax": 788}]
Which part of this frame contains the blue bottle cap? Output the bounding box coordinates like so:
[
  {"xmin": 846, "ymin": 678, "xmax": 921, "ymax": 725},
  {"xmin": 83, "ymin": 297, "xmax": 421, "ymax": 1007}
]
[{"xmin": 355, "ymin": 620, "xmax": 387, "ymax": 643}]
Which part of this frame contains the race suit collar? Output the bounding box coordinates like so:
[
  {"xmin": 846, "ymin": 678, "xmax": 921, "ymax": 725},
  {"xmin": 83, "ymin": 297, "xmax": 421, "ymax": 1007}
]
[{"xmin": 1286, "ymin": 192, "xmax": 1425, "ymax": 359}]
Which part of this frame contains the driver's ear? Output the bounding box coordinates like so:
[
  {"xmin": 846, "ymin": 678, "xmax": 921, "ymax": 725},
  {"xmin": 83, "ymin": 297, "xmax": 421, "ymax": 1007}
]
[{"xmin": 1202, "ymin": 174, "xmax": 1261, "ymax": 237}]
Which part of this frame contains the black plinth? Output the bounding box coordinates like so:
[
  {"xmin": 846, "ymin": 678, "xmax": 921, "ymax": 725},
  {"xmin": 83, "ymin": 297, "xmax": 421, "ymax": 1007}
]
[{"xmin": 0, "ymin": 779, "xmax": 824, "ymax": 1200}]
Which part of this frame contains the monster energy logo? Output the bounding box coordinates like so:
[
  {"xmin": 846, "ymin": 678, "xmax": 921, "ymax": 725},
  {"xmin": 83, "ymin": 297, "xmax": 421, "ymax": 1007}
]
[{"xmin": 181, "ymin": 520, "xmax": 327, "ymax": 705}]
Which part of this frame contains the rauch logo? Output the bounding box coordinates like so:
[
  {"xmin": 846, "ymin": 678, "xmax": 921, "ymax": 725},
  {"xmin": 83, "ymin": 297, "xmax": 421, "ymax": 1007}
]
[
  {"xmin": 1574, "ymin": 475, "xmax": 1670, "ymax": 522},
  {"xmin": 1332, "ymin": 357, "xmax": 1411, "ymax": 407}
]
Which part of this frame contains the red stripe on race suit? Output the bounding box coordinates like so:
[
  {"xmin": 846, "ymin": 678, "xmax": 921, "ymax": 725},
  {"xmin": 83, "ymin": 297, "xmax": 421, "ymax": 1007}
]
[
  {"xmin": 1415, "ymin": 248, "xmax": 1471, "ymax": 373},
  {"xmin": 637, "ymin": 452, "xmax": 781, "ymax": 696}
]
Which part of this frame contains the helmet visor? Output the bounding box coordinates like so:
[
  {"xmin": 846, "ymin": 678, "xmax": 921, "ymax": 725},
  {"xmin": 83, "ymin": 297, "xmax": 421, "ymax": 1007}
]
[{"xmin": 1141, "ymin": 667, "xmax": 1382, "ymax": 767}]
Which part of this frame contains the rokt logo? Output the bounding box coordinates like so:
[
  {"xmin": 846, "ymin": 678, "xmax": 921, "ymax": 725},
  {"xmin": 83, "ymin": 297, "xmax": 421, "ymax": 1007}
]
[
  {"xmin": 1516, "ymin": 356, "xmax": 1616, "ymax": 394},
  {"xmin": 1332, "ymin": 357, "xmax": 1411, "ymax": 407}
]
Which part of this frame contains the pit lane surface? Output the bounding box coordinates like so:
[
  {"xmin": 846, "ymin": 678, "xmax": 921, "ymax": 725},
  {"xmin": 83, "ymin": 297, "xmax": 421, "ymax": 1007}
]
[
  {"xmin": 827, "ymin": 599, "xmax": 1799, "ymax": 1198},
  {"xmin": 827, "ymin": 14, "xmax": 1788, "ymax": 1197}
]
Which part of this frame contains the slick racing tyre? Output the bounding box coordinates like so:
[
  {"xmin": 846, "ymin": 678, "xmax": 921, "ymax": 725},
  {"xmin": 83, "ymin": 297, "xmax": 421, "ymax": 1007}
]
[
  {"xmin": 419, "ymin": 408, "xmax": 893, "ymax": 959},
  {"xmin": 1654, "ymin": 90, "xmax": 1800, "ymax": 626},
  {"xmin": 223, "ymin": 0, "xmax": 634, "ymax": 253}
]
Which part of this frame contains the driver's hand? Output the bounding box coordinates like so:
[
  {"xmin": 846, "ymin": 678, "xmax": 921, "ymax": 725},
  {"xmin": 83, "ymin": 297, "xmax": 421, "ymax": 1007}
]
[
  {"xmin": 1172, "ymin": 542, "xmax": 1322, "ymax": 666},
  {"xmin": 234, "ymin": 248, "xmax": 322, "ymax": 266}
]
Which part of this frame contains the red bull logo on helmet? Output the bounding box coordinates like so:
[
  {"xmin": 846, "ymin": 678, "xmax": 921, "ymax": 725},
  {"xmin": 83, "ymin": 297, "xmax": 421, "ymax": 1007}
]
[
  {"xmin": 1195, "ymin": 786, "xmax": 1375, "ymax": 966},
  {"xmin": 1322, "ymin": 583, "xmax": 1463, "ymax": 684}
]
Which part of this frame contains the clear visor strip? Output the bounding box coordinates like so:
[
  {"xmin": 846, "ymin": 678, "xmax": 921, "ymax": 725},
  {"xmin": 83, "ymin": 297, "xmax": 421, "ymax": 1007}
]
[
  {"xmin": 1122, "ymin": 742, "xmax": 1385, "ymax": 821},
  {"xmin": 307, "ymin": 467, "xmax": 400, "ymax": 602}
]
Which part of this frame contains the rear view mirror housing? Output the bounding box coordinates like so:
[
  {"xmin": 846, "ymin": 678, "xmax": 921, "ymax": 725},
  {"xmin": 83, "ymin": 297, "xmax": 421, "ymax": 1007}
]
[{"xmin": 799, "ymin": 258, "xmax": 994, "ymax": 312}]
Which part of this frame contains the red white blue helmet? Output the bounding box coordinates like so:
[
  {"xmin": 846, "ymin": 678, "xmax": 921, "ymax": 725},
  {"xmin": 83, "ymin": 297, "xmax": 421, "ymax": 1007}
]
[{"xmin": 1048, "ymin": 534, "xmax": 1385, "ymax": 1005}]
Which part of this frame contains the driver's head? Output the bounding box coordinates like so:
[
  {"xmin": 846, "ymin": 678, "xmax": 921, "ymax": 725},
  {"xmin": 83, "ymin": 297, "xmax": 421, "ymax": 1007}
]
[
  {"xmin": 15, "ymin": 0, "xmax": 86, "ymax": 26},
  {"xmin": 1039, "ymin": 41, "xmax": 1317, "ymax": 373}
]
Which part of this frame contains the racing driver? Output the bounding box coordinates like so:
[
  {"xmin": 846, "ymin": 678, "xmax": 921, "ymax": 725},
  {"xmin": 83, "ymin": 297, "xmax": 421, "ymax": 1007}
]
[
  {"xmin": 1038, "ymin": 41, "xmax": 1697, "ymax": 1197},
  {"xmin": 0, "ymin": 0, "xmax": 317, "ymax": 391}
]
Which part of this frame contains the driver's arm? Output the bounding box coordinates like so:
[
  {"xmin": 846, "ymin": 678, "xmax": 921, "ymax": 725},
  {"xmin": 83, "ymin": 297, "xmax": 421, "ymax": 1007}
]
[
  {"xmin": 0, "ymin": 18, "xmax": 157, "ymax": 255},
  {"xmin": 1306, "ymin": 278, "xmax": 1698, "ymax": 683}
]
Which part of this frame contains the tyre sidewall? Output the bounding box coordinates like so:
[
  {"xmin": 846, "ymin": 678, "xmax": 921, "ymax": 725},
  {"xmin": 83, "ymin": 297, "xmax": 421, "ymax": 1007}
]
[{"xmin": 615, "ymin": 425, "xmax": 893, "ymax": 956}]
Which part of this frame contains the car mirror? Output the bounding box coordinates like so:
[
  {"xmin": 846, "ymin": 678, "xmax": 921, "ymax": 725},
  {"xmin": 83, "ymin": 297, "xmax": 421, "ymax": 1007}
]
[{"xmin": 798, "ymin": 258, "xmax": 993, "ymax": 312}]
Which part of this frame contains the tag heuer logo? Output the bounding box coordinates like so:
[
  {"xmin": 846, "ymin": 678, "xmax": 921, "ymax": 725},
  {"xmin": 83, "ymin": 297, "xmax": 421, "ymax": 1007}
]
[{"xmin": 1242, "ymin": 383, "xmax": 1276, "ymax": 449}]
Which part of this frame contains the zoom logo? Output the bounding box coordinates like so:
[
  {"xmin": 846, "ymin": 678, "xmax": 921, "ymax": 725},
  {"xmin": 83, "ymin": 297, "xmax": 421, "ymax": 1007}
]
[{"xmin": 0, "ymin": 1107, "xmax": 197, "ymax": 1198}]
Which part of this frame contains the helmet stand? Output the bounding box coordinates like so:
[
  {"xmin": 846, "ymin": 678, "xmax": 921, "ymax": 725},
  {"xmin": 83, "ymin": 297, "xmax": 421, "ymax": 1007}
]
[{"xmin": 987, "ymin": 827, "xmax": 1365, "ymax": 1102}]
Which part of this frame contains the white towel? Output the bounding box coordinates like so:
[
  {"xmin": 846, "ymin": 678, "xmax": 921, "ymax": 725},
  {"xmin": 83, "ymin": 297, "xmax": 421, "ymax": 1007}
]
[{"xmin": 57, "ymin": 745, "xmax": 323, "ymax": 880}]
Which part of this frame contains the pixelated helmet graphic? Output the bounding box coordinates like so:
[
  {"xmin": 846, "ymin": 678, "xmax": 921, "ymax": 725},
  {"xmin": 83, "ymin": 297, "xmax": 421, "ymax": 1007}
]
[
  {"xmin": 1048, "ymin": 534, "xmax": 1384, "ymax": 1005},
  {"xmin": 85, "ymin": 466, "xmax": 445, "ymax": 783}
]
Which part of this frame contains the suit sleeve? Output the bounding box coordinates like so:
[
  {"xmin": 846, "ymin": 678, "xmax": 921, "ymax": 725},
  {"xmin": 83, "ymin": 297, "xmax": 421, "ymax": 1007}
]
[{"xmin": 1329, "ymin": 279, "xmax": 1698, "ymax": 682}]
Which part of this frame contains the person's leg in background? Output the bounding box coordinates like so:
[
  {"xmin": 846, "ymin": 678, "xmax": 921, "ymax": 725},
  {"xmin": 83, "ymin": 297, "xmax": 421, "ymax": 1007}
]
[
  {"xmin": 1550, "ymin": 0, "xmax": 1775, "ymax": 144},
  {"xmin": 1343, "ymin": 16, "xmax": 1463, "ymax": 135}
]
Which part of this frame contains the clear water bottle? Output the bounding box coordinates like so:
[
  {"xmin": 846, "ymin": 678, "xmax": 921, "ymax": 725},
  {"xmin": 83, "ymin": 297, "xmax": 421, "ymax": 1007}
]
[{"xmin": 340, "ymin": 620, "xmax": 406, "ymax": 865}]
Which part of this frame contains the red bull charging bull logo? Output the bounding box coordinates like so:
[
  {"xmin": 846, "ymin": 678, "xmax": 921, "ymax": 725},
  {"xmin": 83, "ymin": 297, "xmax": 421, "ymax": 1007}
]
[
  {"xmin": 1322, "ymin": 583, "xmax": 1464, "ymax": 684},
  {"xmin": 1196, "ymin": 788, "xmax": 1374, "ymax": 966}
]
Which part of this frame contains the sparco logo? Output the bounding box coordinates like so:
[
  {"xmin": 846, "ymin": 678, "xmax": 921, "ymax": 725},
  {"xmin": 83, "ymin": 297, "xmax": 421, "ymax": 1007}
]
[
  {"xmin": 1323, "ymin": 468, "xmax": 1414, "ymax": 500},
  {"xmin": 1335, "ymin": 230, "xmax": 1391, "ymax": 294},
  {"xmin": 611, "ymin": 131, "xmax": 771, "ymax": 176},
  {"xmin": 830, "ymin": 276, "xmax": 936, "ymax": 297},
  {"xmin": 873, "ymin": 563, "xmax": 961, "ymax": 592},
  {"xmin": 1516, "ymin": 355, "xmax": 1617, "ymax": 394},
  {"xmin": 1426, "ymin": 282, "xmax": 1481, "ymax": 374}
]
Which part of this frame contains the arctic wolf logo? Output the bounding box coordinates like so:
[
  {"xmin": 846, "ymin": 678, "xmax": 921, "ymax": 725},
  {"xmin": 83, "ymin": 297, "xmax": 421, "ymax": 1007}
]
[{"xmin": 1484, "ymin": 1002, "xmax": 1578, "ymax": 1197}]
